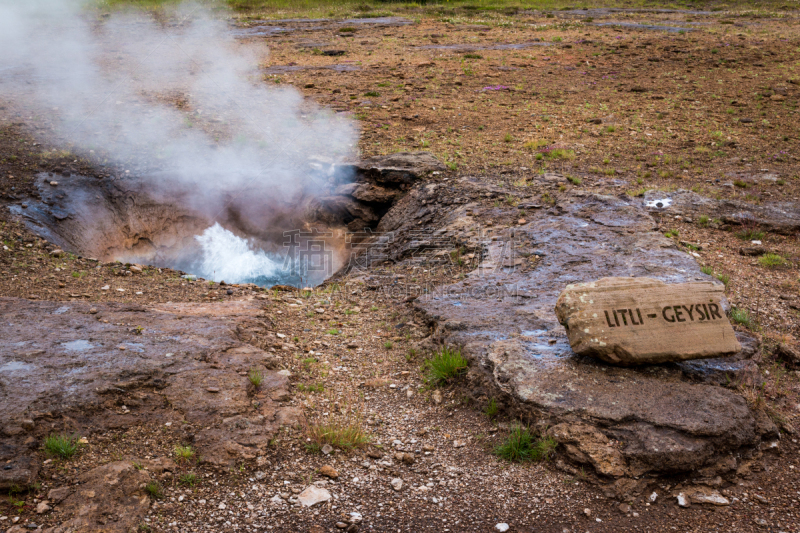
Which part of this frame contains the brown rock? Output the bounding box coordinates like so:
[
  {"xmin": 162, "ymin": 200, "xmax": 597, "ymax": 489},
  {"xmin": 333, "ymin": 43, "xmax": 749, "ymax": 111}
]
[
  {"xmin": 51, "ymin": 461, "xmax": 150, "ymax": 531},
  {"xmin": 48, "ymin": 485, "xmax": 73, "ymax": 503},
  {"xmin": 318, "ymin": 465, "xmax": 339, "ymax": 479},
  {"xmin": 549, "ymin": 423, "xmax": 627, "ymax": 477},
  {"xmin": 555, "ymin": 277, "xmax": 741, "ymax": 365},
  {"xmin": 0, "ymin": 455, "xmax": 39, "ymax": 490},
  {"xmin": 776, "ymin": 343, "xmax": 800, "ymax": 368},
  {"xmin": 739, "ymin": 246, "xmax": 767, "ymax": 256}
]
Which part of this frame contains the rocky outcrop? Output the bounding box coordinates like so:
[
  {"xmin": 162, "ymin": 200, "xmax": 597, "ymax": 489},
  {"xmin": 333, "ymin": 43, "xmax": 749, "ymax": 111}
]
[
  {"xmin": 43, "ymin": 461, "xmax": 151, "ymax": 533},
  {"xmin": 555, "ymin": 277, "xmax": 741, "ymax": 365},
  {"xmin": 0, "ymin": 298, "xmax": 299, "ymax": 488},
  {"xmin": 370, "ymin": 176, "xmax": 771, "ymax": 478},
  {"xmin": 642, "ymin": 189, "xmax": 800, "ymax": 235},
  {"xmin": 312, "ymin": 152, "xmax": 446, "ymax": 232}
]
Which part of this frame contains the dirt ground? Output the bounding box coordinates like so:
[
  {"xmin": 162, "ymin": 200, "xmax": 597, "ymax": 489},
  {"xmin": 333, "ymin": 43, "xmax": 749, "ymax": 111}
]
[{"xmin": 1, "ymin": 4, "xmax": 800, "ymax": 533}]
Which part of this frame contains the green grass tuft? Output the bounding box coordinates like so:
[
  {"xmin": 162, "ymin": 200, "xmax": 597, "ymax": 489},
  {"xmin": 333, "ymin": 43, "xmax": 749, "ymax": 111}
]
[
  {"xmin": 43, "ymin": 433, "xmax": 81, "ymax": 459},
  {"xmin": 145, "ymin": 481, "xmax": 164, "ymax": 500},
  {"xmin": 174, "ymin": 445, "xmax": 195, "ymax": 462},
  {"xmin": 179, "ymin": 472, "xmax": 199, "ymax": 487},
  {"xmin": 248, "ymin": 368, "xmax": 264, "ymax": 388},
  {"xmin": 758, "ymin": 253, "xmax": 788, "ymax": 268},
  {"xmin": 735, "ymin": 228, "xmax": 765, "ymax": 241},
  {"xmin": 730, "ymin": 307, "xmax": 753, "ymax": 328},
  {"xmin": 422, "ymin": 347, "xmax": 468, "ymax": 386},
  {"xmin": 494, "ymin": 426, "xmax": 557, "ymax": 463},
  {"xmin": 484, "ymin": 397, "xmax": 499, "ymax": 419}
]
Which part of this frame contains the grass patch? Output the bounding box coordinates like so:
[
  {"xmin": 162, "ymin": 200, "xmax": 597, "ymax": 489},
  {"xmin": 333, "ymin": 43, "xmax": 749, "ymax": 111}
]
[
  {"xmin": 735, "ymin": 228, "xmax": 765, "ymax": 241},
  {"xmin": 297, "ymin": 382, "xmax": 325, "ymax": 393},
  {"xmin": 730, "ymin": 307, "xmax": 753, "ymax": 328},
  {"xmin": 543, "ymin": 148, "xmax": 575, "ymax": 160},
  {"xmin": 494, "ymin": 425, "xmax": 557, "ymax": 463},
  {"xmin": 758, "ymin": 253, "xmax": 788, "ymax": 268},
  {"xmin": 422, "ymin": 346, "xmax": 468, "ymax": 386},
  {"xmin": 698, "ymin": 215, "xmax": 710, "ymax": 227},
  {"xmin": 174, "ymin": 445, "xmax": 195, "ymax": 462},
  {"xmin": 178, "ymin": 472, "xmax": 199, "ymax": 487},
  {"xmin": 305, "ymin": 416, "xmax": 370, "ymax": 452},
  {"xmin": 701, "ymin": 265, "xmax": 713, "ymax": 276},
  {"xmin": 484, "ymin": 397, "xmax": 499, "ymax": 419},
  {"xmin": 626, "ymin": 187, "xmax": 650, "ymax": 197},
  {"xmin": 248, "ymin": 368, "xmax": 264, "ymax": 388},
  {"xmin": 566, "ymin": 175, "xmax": 582, "ymax": 186},
  {"xmin": 43, "ymin": 433, "xmax": 81, "ymax": 459},
  {"xmin": 145, "ymin": 481, "xmax": 163, "ymax": 500},
  {"xmin": 523, "ymin": 139, "xmax": 549, "ymax": 152},
  {"xmin": 716, "ymin": 273, "xmax": 730, "ymax": 286}
]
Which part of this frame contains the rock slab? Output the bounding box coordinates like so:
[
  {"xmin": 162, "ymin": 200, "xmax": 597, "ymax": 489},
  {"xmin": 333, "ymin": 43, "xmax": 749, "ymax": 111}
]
[{"xmin": 555, "ymin": 277, "xmax": 741, "ymax": 365}]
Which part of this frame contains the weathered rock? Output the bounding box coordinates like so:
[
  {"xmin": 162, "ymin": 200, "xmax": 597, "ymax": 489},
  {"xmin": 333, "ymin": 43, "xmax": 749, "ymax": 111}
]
[
  {"xmin": 643, "ymin": 189, "xmax": 800, "ymax": 235},
  {"xmin": 390, "ymin": 478, "xmax": 403, "ymax": 491},
  {"xmin": 297, "ymin": 485, "xmax": 331, "ymax": 507},
  {"xmin": 46, "ymin": 461, "xmax": 150, "ymax": 532},
  {"xmin": 0, "ymin": 299, "xmax": 299, "ymax": 469},
  {"xmin": 0, "ymin": 455, "xmax": 39, "ymax": 490},
  {"xmin": 351, "ymin": 151, "xmax": 446, "ymax": 186},
  {"xmin": 318, "ymin": 465, "xmax": 339, "ymax": 479},
  {"xmin": 685, "ymin": 487, "xmax": 730, "ymax": 506},
  {"xmin": 776, "ymin": 343, "xmax": 800, "ymax": 368},
  {"xmin": 47, "ymin": 486, "xmax": 73, "ymax": 503},
  {"xmin": 555, "ymin": 277, "xmax": 741, "ymax": 365},
  {"xmin": 549, "ymin": 423, "xmax": 627, "ymax": 477},
  {"xmin": 739, "ymin": 246, "xmax": 767, "ymax": 256},
  {"xmin": 395, "ymin": 184, "xmax": 766, "ymax": 477}
]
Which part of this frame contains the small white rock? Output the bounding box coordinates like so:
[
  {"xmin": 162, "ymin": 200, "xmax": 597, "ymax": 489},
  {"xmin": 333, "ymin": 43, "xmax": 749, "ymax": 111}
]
[
  {"xmin": 677, "ymin": 493, "xmax": 690, "ymax": 508},
  {"xmin": 297, "ymin": 485, "xmax": 331, "ymax": 507},
  {"xmin": 495, "ymin": 523, "xmax": 509, "ymax": 532},
  {"xmin": 390, "ymin": 478, "xmax": 403, "ymax": 492}
]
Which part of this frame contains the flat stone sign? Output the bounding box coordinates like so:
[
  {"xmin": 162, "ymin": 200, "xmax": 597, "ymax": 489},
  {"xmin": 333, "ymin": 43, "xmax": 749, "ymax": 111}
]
[{"xmin": 555, "ymin": 277, "xmax": 741, "ymax": 365}]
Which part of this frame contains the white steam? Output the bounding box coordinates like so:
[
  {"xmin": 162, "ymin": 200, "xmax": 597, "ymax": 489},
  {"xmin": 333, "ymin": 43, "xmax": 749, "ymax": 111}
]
[{"xmin": 0, "ymin": 0, "xmax": 356, "ymax": 284}]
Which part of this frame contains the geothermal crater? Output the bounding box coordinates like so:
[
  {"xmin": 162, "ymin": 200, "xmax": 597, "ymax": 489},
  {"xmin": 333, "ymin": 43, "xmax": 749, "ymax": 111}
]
[{"xmin": 13, "ymin": 152, "xmax": 446, "ymax": 286}]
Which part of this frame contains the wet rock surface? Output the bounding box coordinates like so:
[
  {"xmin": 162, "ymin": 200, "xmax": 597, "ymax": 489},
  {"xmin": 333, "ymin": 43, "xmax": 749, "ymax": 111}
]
[
  {"xmin": 643, "ymin": 189, "xmax": 800, "ymax": 235},
  {"xmin": 0, "ymin": 298, "xmax": 298, "ymax": 481},
  {"xmin": 370, "ymin": 176, "xmax": 770, "ymax": 477}
]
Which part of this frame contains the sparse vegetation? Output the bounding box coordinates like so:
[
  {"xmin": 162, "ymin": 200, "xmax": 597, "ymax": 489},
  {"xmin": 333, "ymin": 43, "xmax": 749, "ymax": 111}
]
[
  {"xmin": 735, "ymin": 228, "xmax": 765, "ymax": 241},
  {"xmin": 422, "ymin": 346, "xmax": 468, "ymax": 386},
  {"xmin": 484, "ymin": 397, "xmax": 499, "ymax": 419},
  {"xmin": 758, "ymin": 253, "xmax": 788, "ymax": 268},
  {"xmin": 43, "ymin": 433, "xmax": 81, "ymax": 459},
  {"xmin": 179, "ymin": 472, "xmax": 199, "ymax": 487},
  {"xmin": 145, "ymin": 481, "xmax": 164, "ymax": 500},
  {"xmin": 494, "ymin": 425, "xmax": 557, "ymax": 463},
  {"xmin": 174, "ymin": 445, "xmax": 195, "ymax": 462},
  {"xmin": 248, "ymin": 368, "xmax": 264, "ymax": 388},
  {"xmin": 730, "ymin": 307, "xmax": 753, "ymax": 328}
]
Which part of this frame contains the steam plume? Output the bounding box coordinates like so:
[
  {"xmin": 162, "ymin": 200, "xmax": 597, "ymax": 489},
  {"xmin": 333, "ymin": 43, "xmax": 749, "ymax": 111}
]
[{"xmin": 0, "ymin": 0, "xmax": 356, "ymax": 284}]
